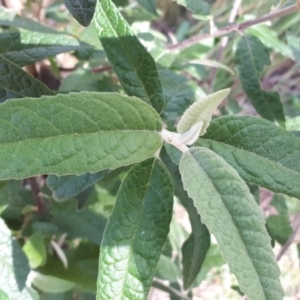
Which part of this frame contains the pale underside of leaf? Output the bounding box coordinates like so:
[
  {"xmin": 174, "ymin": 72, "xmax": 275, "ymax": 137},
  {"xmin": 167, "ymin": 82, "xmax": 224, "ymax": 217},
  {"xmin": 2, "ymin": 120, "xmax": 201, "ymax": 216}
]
[
  {"xmin": 177, "ymin": 88, "xmax": 230, "ymax": 136},
  {"xmin": 179, "ymin": 147, "xmax": 284, "ymax": 300},
  {"xmin": 97, "ymin": 158, "xmax": 173, "ymax": 300},
  {"xmin": 0, "ymin": 92, "xmax": 162, "ymax": 180}
]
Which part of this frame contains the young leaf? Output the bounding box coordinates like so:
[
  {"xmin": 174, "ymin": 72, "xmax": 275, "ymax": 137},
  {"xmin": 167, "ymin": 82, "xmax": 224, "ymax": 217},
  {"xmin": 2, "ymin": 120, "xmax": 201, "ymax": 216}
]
[
  {"xmin": 235, "ymin": 35, "xmax": 285, "ymax": 127},
  {"xmin": 267, "ymin": 195, "xmax": 293, "ymax": 245},
  {"xmin": 0, "ymin": 28, "xmax": 91, "ymax": 67},
  {"xmin": 92, "ymin": 0, "xmax": 165, "ymax": 113},
  {"xmin": 47, "ymin": 170, "xmax": 108, "ymax": 201},
  {"xmin": 0, "ymin": 218, "xmax": 35, "ymax": 299},
  {"xmin": 177, "ymin": 88, "xmax": 230, "ymax": 136},
  {"xmin": 160, "ymin": 146, "xmax": 210, "ymax": 290},
  {"xmin": 0, "ymin": 92, "xmax": 163, "ymax": 180},
  {"xmin": 64, "ymin": 0, "xmax": 97, "ymax": 27},
  {"xmin": 97, "ymin": 158, "xmax": 173, "ymax": 300},
  {"xmin": 179, "ymin": 147, "xmax": 284, "ymax": 300},
  {"xmin": 0, "ymin": 55, "xmax": 54, "ymax": 103},
  {"xmin": 197, "ymin": 116, "xmax": 300, "ymax": 200}
]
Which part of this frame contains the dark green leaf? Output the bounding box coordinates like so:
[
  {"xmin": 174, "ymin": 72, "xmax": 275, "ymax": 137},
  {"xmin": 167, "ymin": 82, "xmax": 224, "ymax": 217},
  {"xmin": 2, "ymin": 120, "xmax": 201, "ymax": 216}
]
[
  {"xmin": 97, "ymin": 158, "xmax": 173, "ymax": 300},
  {"xmin": 179, "ymin": 147, "xmax": 284, "ymax": 300},
  {"xmin": 0, "ymin": 55, "xmax": 54, "ymax": 103},
  {"xmin": 64, "ymin": 0, "xmax": 96, "ymax": 26},
  {"xmin": 0, "ymin": 27, "xmax": 91, "ymax": 67},
  {"xmin": 0, "ymin": 92, "xmax": 162, "ymax": 180},
  {"xmin": 52, "ymin": 199, "xmax": 107, "ymax": 245},
  {"xmin": 235, "ymin": 35, "xmax": 285, "ymax": 126},
  {"xmin": 197, "ymin": 116, "xmax": 300, "ymax": 200},
  {"xmin": 267, "ymin": 194, "xmax": 293, "ymax": 245},
  {"xmin": 93, "ymin": 0, "xmax": 165, "ymax": 113},
  {"xmin": 47, "ymin": 170, "xmax": 108, "ymax": 201}
]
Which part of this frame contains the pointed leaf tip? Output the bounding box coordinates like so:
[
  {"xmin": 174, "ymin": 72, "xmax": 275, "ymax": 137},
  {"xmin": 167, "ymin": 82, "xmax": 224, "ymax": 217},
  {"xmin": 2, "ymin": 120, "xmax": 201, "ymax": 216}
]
[{"xmin": 177, "ymin": 88, "xmax": 230, "ymax": 136}]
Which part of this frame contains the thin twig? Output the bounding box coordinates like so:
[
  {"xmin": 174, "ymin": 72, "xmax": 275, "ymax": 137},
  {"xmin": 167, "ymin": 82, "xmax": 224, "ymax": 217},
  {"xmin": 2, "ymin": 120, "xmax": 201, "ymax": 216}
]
[
  {"xmin": 27, "ymin": 177, "xmax": 47, "ymax": 215},
  {"xmin": 91, "ymin": 65, "xmax": 112, "ymax": 73},
  {"xmin": 208, "ymin": 0, "xmax": 242, "ymax": 93},
  {"xmin": 152, "ymin": 279, "xmax": 192, "ymax": 300},
  {"xmin": 167, "ymin": 4, "xmax": 299, "ymax": 51},
  {"xmin": 276, "ymin": 214, "xmax": 300, "ymax": 261}
]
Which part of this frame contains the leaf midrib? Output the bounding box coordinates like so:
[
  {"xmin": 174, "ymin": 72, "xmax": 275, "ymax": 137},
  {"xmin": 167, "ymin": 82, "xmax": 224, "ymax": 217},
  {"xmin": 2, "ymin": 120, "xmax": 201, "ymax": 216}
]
[
  {"xmin": 200, "ymin": 138, "xmax": 300, "ymax": 177},
  {"xmin": 186, "ymin": 150, "xmax": 266, "ymax": 297}
]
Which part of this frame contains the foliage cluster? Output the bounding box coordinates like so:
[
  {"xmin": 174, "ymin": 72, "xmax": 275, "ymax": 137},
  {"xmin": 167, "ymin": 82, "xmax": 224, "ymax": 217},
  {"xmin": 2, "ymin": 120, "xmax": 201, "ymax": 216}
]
[{"xmin": 0, "ymin": 0, "xmax": 300, "ymax": 299}]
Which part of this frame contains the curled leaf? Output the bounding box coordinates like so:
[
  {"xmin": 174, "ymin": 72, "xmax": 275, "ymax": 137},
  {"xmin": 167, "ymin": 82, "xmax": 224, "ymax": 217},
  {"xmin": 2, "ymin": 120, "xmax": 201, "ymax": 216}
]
[{"xmin": 177, "ymin": 88, "xmax": 230, "ymax": 136}]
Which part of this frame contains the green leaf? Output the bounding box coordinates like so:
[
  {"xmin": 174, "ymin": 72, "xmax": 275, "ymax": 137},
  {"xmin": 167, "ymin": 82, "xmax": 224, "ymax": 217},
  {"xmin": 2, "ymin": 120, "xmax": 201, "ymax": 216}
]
[
  {"xmin": 0, "ymin": 6, "xmax": 57, "ymax": 34},
  {"xmin": 64, "ymin": 0, "xmax": 96, "ymax": 27},
  {"xmin": 30, "ymin": 271, "xmax": 75, "ymax": 293},
  {"xmin": 179, "ymin": 147, "xmax": 284, "ymax": 300},
  {"xmin": 52, "ymin": 199, "xmax": 107, "ymax": 245},
  {"xmin": 196, "ymin": 116, "xmax": 300, "ymax": 200},
  {"xmin": 0, "ymin": 218, "xmax": 35, "ymax": 299},
  {"xmin": 0, "ymin": 27, "xmax": 91, "ymax": 67},
  {"xmin": 92, "ymin": 0, "xmax": 165, "ymax": 113},
  {"xmin": 267, "ymin": 194, "xmax": 293, "ymax": 245},
  {"xmin": 0, "ymin": 92, "xmax": 162, "ymax": 180},
  {"xmin": 175, "ymin": 0, "xmax": 214, "ymax": 17},
  {"xmin": 97, "ymin": 158, "xmax": 173, "ymax": 300},
  {"xmin": 47, "ymin": 170, "xmax": 108, "ymax": 201},
  {"xmin": 23, "ymin": 231, "xmax": 47, "ymax": 268},
  {"xmin": 160, "ymin": 145, "xmax": 210, "ymax": 289},
  {"xmin": 159, "ymin": 68, "xmax": 196, "ymax": 128},
  {"xmin": 137, "ymin": 0, "xmax": 157, "ymax": 15},
  {"xmin": 235, "ymin": 34, "xmax": 285, "ymax": 126},
  {"xmin": 155, "ymin": 255, "xmax": 180, "ymax": 282},
  {"xmin": 177, "ymin": 88, "xmax": 230, "ymax": 135},
  {"xmin": 286, "ymin": 116, "xmax": 300, "ymax": 131},
  {"xmin": 0, "ymin": 55, "xmax": 54, "ymax": 103}
]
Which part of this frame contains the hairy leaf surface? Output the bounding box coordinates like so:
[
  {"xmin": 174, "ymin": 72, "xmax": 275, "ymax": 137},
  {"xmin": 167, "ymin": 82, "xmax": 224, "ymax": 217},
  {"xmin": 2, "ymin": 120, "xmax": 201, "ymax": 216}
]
[
  {"xmin": 179, "ymin": 147, "xmax": 284, "ymax": 300},
  {"xmin": 64, "ymin": 0, "xmax": 96, "ymax": 26},
  {"xmin": 0, "ymin": 92, "xmax": 162, "ymax": 180},
  {"xmin": 197, "ymin": 116, "xmax": 300, "ymax": 200},
  {"xmin": 235, "ymin": 35, "xmax": 285, "ymax": 126},
  {"xmin": 97, "ymin": 158, "xmax": 173, "ymax": 300},
  {"xmin": 93, "ymin": 0, "xmax": 165, "ymax": 113},
  {"xmin": 0, "ymin": 55, "xmax": 54, "ymax": 102},
  {"xmin": 177, "ymin": 88, "xmax": 230, "ymax": 135}
]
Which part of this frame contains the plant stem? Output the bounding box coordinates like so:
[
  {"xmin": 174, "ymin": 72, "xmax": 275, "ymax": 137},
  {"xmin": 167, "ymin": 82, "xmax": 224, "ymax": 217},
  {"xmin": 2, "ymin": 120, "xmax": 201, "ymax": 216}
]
[
  {"xmin": 167, "ymin": 4, "xmax": 299, "ymax": 51},
  {"xmin": 28, "ymin": 177, "xmax": 47, "ymax": 215},
  {"xmin": 276, "ymin": 214, "xmax": 300, "ymax": 261}
]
